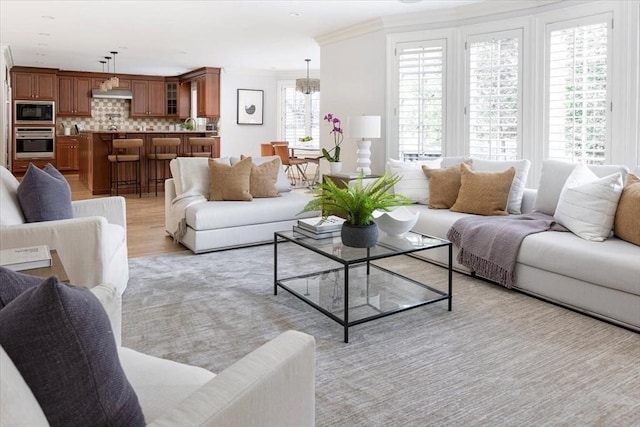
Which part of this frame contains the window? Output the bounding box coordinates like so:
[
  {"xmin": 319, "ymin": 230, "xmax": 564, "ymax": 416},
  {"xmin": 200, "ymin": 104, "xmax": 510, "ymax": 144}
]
[
  {"xmin": 466, "ymin": 30, "xmax": 522, "ymax": 160},
  {"xmin": 396, "ymin": 40, "xmax": 445, "ymax": 161},
  {"xmin": 546, "ymin": 18, "xmax": 610, "ymax": 165},
  {"xmin": 279, "ymin": 82, "xmax": 320, "ymax": 145}
]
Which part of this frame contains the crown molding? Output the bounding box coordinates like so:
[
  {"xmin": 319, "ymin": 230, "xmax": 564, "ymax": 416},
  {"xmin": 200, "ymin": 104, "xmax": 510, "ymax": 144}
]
[
  {"xmin": 315, "ymin": 0, "xmax": 574, "ymax": 46},
  {"xmin": 315, "ymin": 18, "xmax": 385, "ymax": 46}
]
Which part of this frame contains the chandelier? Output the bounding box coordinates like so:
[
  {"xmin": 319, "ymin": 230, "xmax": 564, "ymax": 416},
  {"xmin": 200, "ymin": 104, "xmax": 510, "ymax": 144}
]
[
  {"xmin": 295, "ymin": 59, "xmax": 320, "ymax": 95},
  {"xmin": 99, "ymin": 51, "xmax": 120, "ymax": 92}
]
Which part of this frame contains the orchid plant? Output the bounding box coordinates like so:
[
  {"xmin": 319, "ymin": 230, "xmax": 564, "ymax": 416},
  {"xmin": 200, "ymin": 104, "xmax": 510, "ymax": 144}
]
[{"xmin": 322, "ymin": 113, "xmax": 343, "ymax": 162}]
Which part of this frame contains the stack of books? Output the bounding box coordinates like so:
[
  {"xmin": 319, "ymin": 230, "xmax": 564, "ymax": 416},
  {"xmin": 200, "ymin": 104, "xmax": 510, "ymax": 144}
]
[
  {"xmin": 293, "ymin": 216, "xmax": 345, "ymax": 239},
  {"xmin": 0, "ymin": 245, "xmax": 52, "ymax": 271}
]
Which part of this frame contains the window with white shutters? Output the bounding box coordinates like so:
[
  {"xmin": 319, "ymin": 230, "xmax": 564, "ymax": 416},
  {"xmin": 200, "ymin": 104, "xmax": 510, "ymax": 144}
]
[
  {"xmin": 547, "ymin": 18, "xmax": 610, "ymax": 165},
  {"xmin": 466, "ymin": 30, "xmax": 522, "ymax": 160},
  {"xmin": 280, "ymin": 83, "xmax": 320, "ymax": 145},
  {"xmin": 396, "ymin": 40, "xmax": 445, "ymax": 161}
]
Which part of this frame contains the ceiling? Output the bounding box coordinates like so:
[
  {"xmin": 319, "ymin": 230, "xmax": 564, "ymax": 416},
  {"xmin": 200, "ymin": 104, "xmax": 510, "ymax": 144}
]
[{"xmin": 0, "ymin": 0, "xmax": 483, "ymax": 76}]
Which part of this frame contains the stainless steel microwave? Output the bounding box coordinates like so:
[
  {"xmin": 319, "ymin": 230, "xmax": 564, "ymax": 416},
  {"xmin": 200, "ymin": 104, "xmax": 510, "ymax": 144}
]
[{"xmin": 14, "ymin": 100, "xmax": 55, "ymax": 125}]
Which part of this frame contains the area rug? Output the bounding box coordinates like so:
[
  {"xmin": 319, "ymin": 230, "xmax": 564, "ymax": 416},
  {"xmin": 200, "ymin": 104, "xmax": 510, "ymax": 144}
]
[{"xmin": 122, "ymin": 244, "xmax": 640, "ymax": 426}]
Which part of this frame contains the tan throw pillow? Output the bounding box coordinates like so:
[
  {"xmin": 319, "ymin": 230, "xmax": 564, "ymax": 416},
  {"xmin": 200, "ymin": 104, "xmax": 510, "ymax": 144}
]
[
  {"xmin": 422, "ymin": 163, "xmax": 466, "ymax": 209},
  {"xmin": 208, "ymin": 156, "xmax": 253, "ymax": 201},
  {"xmin": 614, "ymin": 173, "xmax": 640, "ymax": 245},
  {"xmin": 451, "ymin": 163, "xmax": 516, "ymax": 216},
  {"xmin": 241, "ymin": 155, "xmax": 281, "ymax": 198}
]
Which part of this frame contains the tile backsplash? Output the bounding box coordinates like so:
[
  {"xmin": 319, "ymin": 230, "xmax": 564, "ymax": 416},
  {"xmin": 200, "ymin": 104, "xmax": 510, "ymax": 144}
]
[{"xmin": 55, "ymin": 99, "xmax": 210, "ymax": 133}]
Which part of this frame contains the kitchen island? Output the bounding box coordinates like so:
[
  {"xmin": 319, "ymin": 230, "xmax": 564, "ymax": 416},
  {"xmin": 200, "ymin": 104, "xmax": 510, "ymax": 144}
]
[{"xmin": 79, "ymin": 131, "xmax": 219, "ymax": 195}]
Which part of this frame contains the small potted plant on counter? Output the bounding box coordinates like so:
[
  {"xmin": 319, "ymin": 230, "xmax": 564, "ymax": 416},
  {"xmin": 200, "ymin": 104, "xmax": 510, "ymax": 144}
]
[{"xmin": 299, "ymin": 173, "xmax": 411, "ymax": 248}]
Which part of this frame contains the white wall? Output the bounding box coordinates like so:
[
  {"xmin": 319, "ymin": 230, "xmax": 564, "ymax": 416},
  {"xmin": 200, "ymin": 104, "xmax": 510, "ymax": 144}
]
[
  {"xmin": 320, "ymin": 30, "xmax": 387, "ymax": 175},
  {"xmin": 218, "ymin": 70, "xmax": 280, "ymax": 158},
  {"xmin": 319, "ymin": 0, "xmax": 640, "ymax": 183}
]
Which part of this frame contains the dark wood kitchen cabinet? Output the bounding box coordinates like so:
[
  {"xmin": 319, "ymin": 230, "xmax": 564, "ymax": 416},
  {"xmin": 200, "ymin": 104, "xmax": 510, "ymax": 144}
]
[
  {"xmin": 58, "ymin": 76, "xmax": 92, "ymax": 117},
  {"xmin": 196, "ymin": 69, "xmax": 220, "ymax": 118},
  {"xmin": 166, "ymin": 79, "xmax": 191, "ymax": 118},
  {"xmin": 12, "ymin": 70, "xmax": 57, "ymax": 100},
  {"xmin": 56, "ymin": 135, "xmax": 81, "ymax": 171},
  {"xmin": 131, "ymin": 80, "xmax": 165, "ymax": 117}
]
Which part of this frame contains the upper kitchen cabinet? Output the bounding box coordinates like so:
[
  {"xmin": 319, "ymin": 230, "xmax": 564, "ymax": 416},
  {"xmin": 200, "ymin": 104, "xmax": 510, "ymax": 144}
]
[
  {"xmin": 131, "ymin": 79, "xmax": 166, "ymax": 117},
  {"xmin": 12, "ymin": 69, "xmax": 57, "ymax": 100},
  {"xmin": 58, "ymin": 75, "xmax": 92, "ymax": 117},
  {"xmin": 196, "ymin": 69, "xmax": 220, "ymax": 118},
  {"xmin": 166, "ymin": 78, "xmax": 191, "ymax": 118}
]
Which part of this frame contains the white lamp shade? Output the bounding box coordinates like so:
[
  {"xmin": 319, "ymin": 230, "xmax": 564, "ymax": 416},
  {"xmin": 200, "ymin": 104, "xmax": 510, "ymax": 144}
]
[{"xmin": 348, "ymin": 116, "xmax": 381, "ymax": 139}]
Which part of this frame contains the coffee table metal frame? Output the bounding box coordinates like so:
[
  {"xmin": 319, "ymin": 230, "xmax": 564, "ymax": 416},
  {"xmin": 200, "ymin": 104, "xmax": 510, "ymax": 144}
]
[{"xmin": 274, "ymin": 230, "xmax": 452, "ymax": 343}]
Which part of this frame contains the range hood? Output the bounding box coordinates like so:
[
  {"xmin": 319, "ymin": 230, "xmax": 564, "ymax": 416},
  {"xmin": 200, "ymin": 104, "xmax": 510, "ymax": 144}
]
[{"xmin": 91, "ymin": 88, "xmax": 133, "ymax": 100}]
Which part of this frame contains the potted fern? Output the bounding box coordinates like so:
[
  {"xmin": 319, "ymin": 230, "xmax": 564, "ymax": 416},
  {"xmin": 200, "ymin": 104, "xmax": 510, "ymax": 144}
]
[{"xmin": 299, "ymin": 173, "xmax": 411, "ymax": 247}]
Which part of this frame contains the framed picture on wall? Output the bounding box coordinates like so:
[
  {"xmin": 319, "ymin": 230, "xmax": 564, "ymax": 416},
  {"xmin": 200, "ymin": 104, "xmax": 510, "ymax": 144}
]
[{"xmin": 237, "ymin": 89, "xmax": 264, "ymax": 125}]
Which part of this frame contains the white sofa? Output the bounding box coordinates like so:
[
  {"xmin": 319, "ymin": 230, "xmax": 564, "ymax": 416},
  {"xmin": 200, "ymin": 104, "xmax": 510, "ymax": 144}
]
[
  {"xmin": 165, "ymin": 157, "xmax": 317, "ymax": 253},
  {"xmin": 0, "ymin": 166, "xmax": 129, "ymax": 294},
  {"xmin": 400, "ymin": 162, "xmax": 640, "ymax": 331},
  {"xmin": 1, "ymin": 283, "xmax": 316, "ymax": 427}
]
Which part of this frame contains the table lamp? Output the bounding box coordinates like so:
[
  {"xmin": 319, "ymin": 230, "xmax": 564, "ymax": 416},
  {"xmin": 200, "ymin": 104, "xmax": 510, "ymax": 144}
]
[{"xmin": 348, "ymin": 115, "xmax": 381, "ymax": 175}]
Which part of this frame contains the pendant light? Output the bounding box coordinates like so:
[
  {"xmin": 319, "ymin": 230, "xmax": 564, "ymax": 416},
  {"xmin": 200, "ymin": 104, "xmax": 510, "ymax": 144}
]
[
  {"xmin": 98, "ymin": 60, "xmax": 108, "ymax": 91},
  {"xmin": 109, "ymin": 51, "xmax": 119, "ymax": 87},
  {"xmin": 102, "ymin": 56, "xmax": 113, "ymax": 91},
  {"xmin": 295, "ymin": 59, "xmax": 320, "ymax": 95}
]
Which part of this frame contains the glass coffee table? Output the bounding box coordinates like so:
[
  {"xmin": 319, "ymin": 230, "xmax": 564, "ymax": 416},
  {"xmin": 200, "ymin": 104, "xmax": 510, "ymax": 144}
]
[{"xmin": 274, "ymin": 230, "xmax": 452, "ymax": 342}]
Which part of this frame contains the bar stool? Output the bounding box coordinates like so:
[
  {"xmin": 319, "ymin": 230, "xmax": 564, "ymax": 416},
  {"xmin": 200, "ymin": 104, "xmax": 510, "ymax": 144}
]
[
  {"xmin": 147, "ymin": 137, "xmax": 181, "ymax": 196},
  {"xmin": 108, "ymin": 138, "xmax": 143, "ymax": 197},
  {"xmin": 186, "ymin": 137, "xmax": 217, "ymax": 157}
]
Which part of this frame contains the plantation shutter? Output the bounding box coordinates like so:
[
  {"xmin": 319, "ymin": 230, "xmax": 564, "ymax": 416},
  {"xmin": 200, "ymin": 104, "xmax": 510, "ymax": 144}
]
[
  {"xmin": 466, "ymin": 30, "xmax": 521, "ymax": 160},
  {"xmin": 281, "ymin": 84, "xmax": 320, "ymax": 144},
  {"xmin": 396, "ymin": 40, "xmax": 445, "ymax": 161},
  {"xmin": 547, "ymin": 19, "xmax": 610, "ymax": 165}
]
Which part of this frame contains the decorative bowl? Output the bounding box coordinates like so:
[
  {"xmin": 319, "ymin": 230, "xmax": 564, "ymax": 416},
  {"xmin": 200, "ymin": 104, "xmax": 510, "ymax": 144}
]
[{"xmin": 372, "ymin": 207, "xmax": 419, "ymax": 237}]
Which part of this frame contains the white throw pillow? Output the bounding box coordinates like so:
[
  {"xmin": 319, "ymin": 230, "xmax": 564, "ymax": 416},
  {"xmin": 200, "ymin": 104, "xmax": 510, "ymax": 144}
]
[
  {"xmin": 553, "ymin": 165, "xmax": 623, "ymax": 241},
  {"xmin": 386, "ymin": 158, "xmax": 441, "ymax": 204},
  {"xmin": 440, "ymin": 156, "xmax": 471, "ymax": 168},
  {"xmin": 170, "ymin": 157, "xmax": 231, "ymax": 198},
  {"xmin": 230, "ymin": 155, "xmax": 291, "ymax": 193},
  {"xmin": 472, "ymin": 158, "xmax": 531, "ymax": 214},
  {"xmin": 534, "ymin": 160, "xmax": 629, "ymax": 215}
]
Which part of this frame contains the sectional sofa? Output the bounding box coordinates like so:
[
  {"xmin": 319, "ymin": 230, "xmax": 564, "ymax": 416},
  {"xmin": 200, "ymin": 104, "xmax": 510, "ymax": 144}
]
[{"xmin": 387, "ymin": 158, "xmax": 640, "ymax": 331}]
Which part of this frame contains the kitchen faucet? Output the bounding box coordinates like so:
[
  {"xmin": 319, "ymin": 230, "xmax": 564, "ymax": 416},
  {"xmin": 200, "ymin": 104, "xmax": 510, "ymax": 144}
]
[{"xmin": 184, "ymin": 117, "xmax": 196, "ymax": 130}]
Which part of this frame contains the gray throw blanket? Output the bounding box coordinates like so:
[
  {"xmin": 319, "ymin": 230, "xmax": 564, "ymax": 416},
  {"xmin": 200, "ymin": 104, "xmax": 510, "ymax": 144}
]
[{"xmin": 446, "ymin": 212, "xmax": 560, "ymax": 288}]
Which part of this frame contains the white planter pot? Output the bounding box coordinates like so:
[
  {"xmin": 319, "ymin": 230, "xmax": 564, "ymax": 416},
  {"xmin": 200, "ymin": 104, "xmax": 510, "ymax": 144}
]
[{"xmin": 329, "ymin": 162, "xmax": 343, "ymax": 175}]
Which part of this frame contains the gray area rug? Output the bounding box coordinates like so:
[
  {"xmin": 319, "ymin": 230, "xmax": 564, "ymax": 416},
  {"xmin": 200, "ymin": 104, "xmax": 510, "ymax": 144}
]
[{"xmin": 122, "ymin": 244, "xmax": 640, "ymax": 426}]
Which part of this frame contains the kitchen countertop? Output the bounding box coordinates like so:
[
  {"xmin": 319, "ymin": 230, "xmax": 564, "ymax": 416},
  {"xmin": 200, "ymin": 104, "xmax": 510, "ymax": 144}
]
[{"xmin": 77, "ymin": 130, "xmax": 217, "ymax": 134}]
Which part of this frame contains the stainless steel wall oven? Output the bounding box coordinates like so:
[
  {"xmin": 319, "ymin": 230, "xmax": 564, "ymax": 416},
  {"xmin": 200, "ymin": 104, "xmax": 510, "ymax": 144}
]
[{"xmin": 15, "ymin": 127, "xmax": 55, "ymax": 158}]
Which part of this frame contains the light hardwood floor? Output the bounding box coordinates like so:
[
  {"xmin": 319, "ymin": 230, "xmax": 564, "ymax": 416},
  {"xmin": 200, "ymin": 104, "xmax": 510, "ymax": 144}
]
[{"xmin": 68, "ymin": 174, "xmax": 188, "ymax": 258}]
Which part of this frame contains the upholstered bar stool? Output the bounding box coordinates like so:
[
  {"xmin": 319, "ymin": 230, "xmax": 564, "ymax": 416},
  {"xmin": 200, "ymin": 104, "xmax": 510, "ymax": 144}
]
[
  {"xmin": 186, "ymin": 137, "xmax": 217, "ymax": 157},
  {"xmin": 147, "ymin": 137, "xmax": 181, "ymax": 196},
  {"xmin": 108, "ymin": 138, "xmax": 143, "ymax": 197}
]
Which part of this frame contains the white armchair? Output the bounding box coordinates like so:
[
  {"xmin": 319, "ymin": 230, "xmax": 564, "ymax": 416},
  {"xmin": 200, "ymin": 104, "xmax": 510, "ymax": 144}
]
[
  {"xmin": 1, "ymin": 283, "xmax": 317, "ymax": 427},
  {"xmin": 0, "ymin": 166, "xmax": 129, "ymax": 294}
]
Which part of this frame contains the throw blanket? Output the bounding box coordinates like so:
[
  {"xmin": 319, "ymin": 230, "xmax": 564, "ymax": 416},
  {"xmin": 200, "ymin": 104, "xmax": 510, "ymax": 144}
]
[
  {"xmin": 446, "ymin": 212, "xmax": 559, "ymax": 288},
  {"xmin": 166, "ymin": 158, "xmax": 210, "ymax": 243}
]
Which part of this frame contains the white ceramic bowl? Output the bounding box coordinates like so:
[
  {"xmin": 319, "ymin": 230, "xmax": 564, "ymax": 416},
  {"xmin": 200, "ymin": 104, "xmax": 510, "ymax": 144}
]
[{"xmin": 372, "ymin": 207, "xmax": 419, "ymax": 237}]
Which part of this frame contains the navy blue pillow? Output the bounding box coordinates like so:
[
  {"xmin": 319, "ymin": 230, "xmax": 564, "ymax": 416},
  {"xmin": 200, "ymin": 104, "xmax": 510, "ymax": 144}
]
[
  {"xmin": 0, "ymin": 276, "xmax": 145, "ymax": 427},
  {"xmin": 0, "ymin": 267, "xmax": 43, "ymax": 309},
  {"xmin": 17, "ymin": 163, "xmax": 73, "ymax": 222}
]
